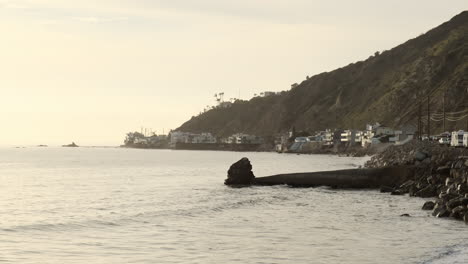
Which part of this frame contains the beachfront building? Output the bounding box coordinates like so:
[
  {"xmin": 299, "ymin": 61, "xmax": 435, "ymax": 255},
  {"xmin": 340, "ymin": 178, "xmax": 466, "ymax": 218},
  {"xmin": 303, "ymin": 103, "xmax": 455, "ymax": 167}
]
[
  {"xmin": 228, "ymin": 133, "xmax": 264, "ymax": 144},
  {"xmin": 191, "ymin": 133, "xmax": 217, "ymax": 144},
  {"xmin": 169, "ymin": 131, "xmax": 217, "ymax": 146},
  {"xmin": 170, "ymin": 131, "xmax": 191, "ymax": 146},
  {"xmin": 355, "ymin": 131, "xmax": 363, "ymax": 144},
  {"xmin": 361, "ymin": 123, "xmax": 379, "ymax": 147},
  {"xmin": 451, "ymin": 130, "xmax": 466, "ymax": 147},
  {"xmin": 392, "ymin": 125, "xmax": 416, "ymax": 145},
  {"xmin": 375, "ymin": 125, "xmax": 394, "ymax": 136},
  {"xmin": 294, "ymin": 137, "xmax": 309, "ymax": 143},
  {"xmin": 323, "ymin": 129, "xmax": 334, "ymax": 146},
  {"xmin": 341, "ymin": 129, "xmax": 362, "ymax": 145}
]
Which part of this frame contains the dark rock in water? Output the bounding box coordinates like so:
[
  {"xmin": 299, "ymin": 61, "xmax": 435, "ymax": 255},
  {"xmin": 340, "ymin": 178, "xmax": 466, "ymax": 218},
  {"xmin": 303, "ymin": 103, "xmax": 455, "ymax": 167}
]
[
  {"xmin": 224, "ymin": 158, "xmax": 255, "ymax": 186},
  {"xmin": 62, "ymin": 142, "xmax": 79, "ymax": 147},
  {"xmin": 415, "ymin": 185, "xmax": 437, "ymax": 198},
  {"xmin": 391, "ymin": 189, "xmax": 405, "ymax": 195},
  {"xmin": 380, "ymin": 186, "xmax": 394, "ymax": 193},
  {"xmin": 450, "ymin": 206, "xmax": 467, "ymax": 220},
  {"xmin": 432, "ymin": 205, "xmax": 451, "ymax": 218},
  {"xmin": 446, "ymin": 197, "xmax": 465, "ymax": 209},
  {"xmin": 400, "ymin": 213, "xmax": 411, "ymax": 217},
  {"xmin": 422, "ymin": 201, "xmax": 435, "ymax": 210}
]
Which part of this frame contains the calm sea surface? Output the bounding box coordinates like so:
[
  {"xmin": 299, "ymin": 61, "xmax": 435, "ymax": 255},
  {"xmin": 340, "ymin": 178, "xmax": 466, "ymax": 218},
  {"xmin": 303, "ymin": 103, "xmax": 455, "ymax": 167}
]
[{"xmin": 0, "ymin": 147, "xmax": 467, "ymax": 264}]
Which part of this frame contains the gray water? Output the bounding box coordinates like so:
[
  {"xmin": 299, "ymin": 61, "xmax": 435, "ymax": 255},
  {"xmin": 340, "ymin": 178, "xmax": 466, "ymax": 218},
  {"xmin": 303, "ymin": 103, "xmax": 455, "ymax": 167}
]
[{"xmin": 0, "ymin": 147, "xmax": 467, "ymax": 264}]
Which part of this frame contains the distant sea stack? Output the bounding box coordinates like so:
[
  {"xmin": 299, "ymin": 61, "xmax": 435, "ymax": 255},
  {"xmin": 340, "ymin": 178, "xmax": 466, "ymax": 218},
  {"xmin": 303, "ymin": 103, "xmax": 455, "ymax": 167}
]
[
  {"xmin": 176, "ymin": 11, "xmax": 468, "ymax": 138},
  {"xmin": 62, "ymin": 142, "xmax": 79, "ymax": 147}
]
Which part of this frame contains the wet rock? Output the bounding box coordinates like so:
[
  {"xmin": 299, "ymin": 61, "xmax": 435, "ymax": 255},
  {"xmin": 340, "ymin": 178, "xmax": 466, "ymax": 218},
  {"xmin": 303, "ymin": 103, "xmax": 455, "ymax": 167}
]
[
  {"xmin": 380, "ymin": 186, "xmax": 394, "ymax": 193},
  {"xmin": 447, "ymin": 197, "xmax": 464, "ymax": 209},
  {"xmin": 432, "ymin": 205, "xmax": 451, "ymax": 218},
  {"xmin": 224, "ymin": 158, "xmax": 255, "ymax": 186},
  {"xmin": 415, "ymin": 185, "xmax": 437, "ymax": 198},
  {"xmin": 450, "ymin": 206, "xmax": 467, "ymax": 220},
  {"xmin": 391, "ymin": 189, "xmax": 405, "ymax": 195},
  {"xmin": 422, "ymin": 201, "xmax": 435, "ymax": 210},
  {"xmin": 445, "ymin": 177, "xmax": 454, "ymax": 186}
]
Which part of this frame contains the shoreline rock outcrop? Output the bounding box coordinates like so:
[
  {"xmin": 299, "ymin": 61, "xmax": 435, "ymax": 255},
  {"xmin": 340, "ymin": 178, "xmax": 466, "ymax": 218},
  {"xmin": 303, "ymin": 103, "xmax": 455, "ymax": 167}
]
[
  {"xmin": 224, "ymin": 158, "xmax": 255, "ymax": 186},
  {"xmin": 366, "ymin": 141, "xmax": 468, "ymax": 223},
  {"xmin": 225, "ymin": 141, "xmax": 468, "ymax": 225}
]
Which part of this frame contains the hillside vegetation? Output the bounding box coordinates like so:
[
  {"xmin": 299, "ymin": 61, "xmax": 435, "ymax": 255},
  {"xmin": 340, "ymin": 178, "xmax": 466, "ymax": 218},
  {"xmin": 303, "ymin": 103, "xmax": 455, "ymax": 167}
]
[{"xmin": 177, "ymin": 11, "xmax": 468, "ymax": 137}]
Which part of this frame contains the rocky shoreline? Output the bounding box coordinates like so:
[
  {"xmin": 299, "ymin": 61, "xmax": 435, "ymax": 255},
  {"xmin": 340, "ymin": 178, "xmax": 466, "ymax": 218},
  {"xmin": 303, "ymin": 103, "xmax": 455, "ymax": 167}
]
[
  {"xmin": 365, "ymin": 141, "xmax": 468, "ymax": 223},
  {"xmin": 225, "ymin": 140, "xmax": 468, "ymax": 224}
]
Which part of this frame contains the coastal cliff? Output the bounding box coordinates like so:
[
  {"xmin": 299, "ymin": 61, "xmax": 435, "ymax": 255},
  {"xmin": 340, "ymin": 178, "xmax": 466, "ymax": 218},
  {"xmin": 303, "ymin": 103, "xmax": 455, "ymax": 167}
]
[{"xmin": 177, "ymin": 11, "xmax": 468, "ymax": 137}]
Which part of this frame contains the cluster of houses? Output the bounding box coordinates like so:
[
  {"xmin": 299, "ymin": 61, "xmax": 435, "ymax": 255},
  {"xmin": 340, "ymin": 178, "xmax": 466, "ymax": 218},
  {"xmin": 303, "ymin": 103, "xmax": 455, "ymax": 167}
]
[
  {"xmin": 288, "ymin": 123, "xmax": 416, "ymax": 149},
  {"xmin": 125, "ymin": 124, "xmax": 468, "ymax": 150},
  {"xmin": 283, "ymin": 123, "xmax": 468, "ymax": 152},
  {"xmin": 281, "ymin": 123, "xmax": 416, "ymax": 153},
  {"xmin": 169, "ymin": 131, "xmax": 264, "ymax": 148},
  {"xmin": 124, "ymin": 132, "xmax": 169, "ymax": 148}
]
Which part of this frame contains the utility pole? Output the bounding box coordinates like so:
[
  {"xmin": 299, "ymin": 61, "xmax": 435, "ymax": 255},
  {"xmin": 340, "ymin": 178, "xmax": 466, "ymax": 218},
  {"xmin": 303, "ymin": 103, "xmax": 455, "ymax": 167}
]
[
  {"xmin": 443, "ymin": 90, "xmax": 446, "ymax": 132},
  {"xmin": 427, "ymin": 94, "xmax": 430, "ymax": 138},
  {"xmin": 418, "ymin": 100, "xmax": 422, "ymax": 140}
]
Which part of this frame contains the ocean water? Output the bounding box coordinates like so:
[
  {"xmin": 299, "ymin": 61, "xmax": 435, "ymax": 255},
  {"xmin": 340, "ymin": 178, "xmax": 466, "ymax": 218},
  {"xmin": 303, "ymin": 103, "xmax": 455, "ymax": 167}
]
[{"xmin": 0, "ymin": 147, "xmax": 467, "ymax": 264}]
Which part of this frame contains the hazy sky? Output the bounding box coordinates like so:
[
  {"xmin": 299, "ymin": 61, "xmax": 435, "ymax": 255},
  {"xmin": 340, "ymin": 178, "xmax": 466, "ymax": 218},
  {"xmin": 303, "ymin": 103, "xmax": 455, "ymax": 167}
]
[{"xmin": 1, "ymin": 1, "xmax": 466, "ymax": 146}]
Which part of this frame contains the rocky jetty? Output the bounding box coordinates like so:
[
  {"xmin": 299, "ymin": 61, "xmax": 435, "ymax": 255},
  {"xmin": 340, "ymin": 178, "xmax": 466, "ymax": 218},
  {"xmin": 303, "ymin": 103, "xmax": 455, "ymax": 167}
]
[
  {"xmin": 366, "ymin": 141, "xmax": 468, "ymax": 223},
  {"xmin": 225, "ymin": 158, "xmax": 414, "ymax": 188}
]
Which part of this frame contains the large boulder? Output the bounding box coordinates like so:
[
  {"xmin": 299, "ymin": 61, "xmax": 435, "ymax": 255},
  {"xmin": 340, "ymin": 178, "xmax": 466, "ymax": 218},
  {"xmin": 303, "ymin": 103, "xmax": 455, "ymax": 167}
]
[
  {"xmin": 224, "ymin": 158, "xmax": 255, "ymax": 186},
  {"xmin": 415, "ymin": 185, "xmax": 437, "ymax": 198},
  {"xmin": 422, "ymin": 201, "xmax": 435, "ymax": 210}
]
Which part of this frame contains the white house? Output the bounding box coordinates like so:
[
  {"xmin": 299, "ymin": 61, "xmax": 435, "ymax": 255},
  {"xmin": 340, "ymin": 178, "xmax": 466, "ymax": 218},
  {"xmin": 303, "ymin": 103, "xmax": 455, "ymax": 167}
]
[
  {"xmin": 355, "ymin": 131, "xmax": 363, "ymax": 143},
  {"xmin": 323, "ymin": 129, "xmax": 334, "ymax": 145},
  {"xmin": 170, "ymin": 131, "xmax": 191, "ymax": 145},
  {"xmin": 340, "ymin": 130, "xmax": 352, "ymax": 142},
  {"xmin": 340, "ymin": 130, "xmax": 359, "ymax": 144},
  {"xmin": 361, "ymin": 126, "xmax": 376, "ymax": 147},
  {"xmin": 294, "ymin": 137, "xmax": 309, "ymax": 143},
  {"xmin": 228, "ymin": 133, "xmax": 263, "ymax": 144},
  {"xmin": 463, "ymin": 133, "xmax": 468, "ymax": 147},
  {"xmin": 191, "ymin": 133, "xmax": 217, "ymax": 144},
  {"xmin": 451, "ymin": 130, "xmax": 465, "ymax": 147}
]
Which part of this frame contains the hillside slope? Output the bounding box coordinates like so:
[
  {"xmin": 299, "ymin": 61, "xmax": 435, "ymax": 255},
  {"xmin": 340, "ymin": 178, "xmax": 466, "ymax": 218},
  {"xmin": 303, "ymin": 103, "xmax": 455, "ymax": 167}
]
[{"xmin": 177, "ymin": 11, "xmax": 468, "ymax": 137}]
